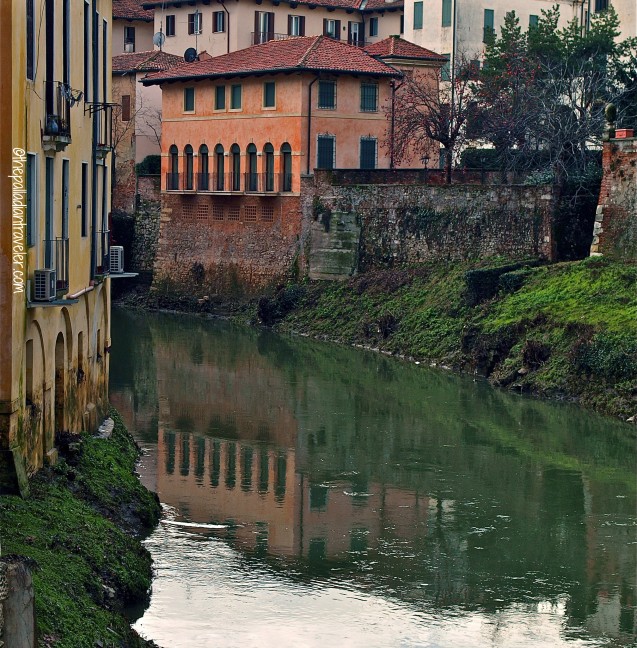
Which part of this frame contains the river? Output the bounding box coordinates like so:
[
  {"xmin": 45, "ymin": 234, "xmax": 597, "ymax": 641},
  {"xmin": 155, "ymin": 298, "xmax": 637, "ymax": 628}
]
[{"xmin": 109, "ymin": 307, "xmax": 636, "ymax": 648}]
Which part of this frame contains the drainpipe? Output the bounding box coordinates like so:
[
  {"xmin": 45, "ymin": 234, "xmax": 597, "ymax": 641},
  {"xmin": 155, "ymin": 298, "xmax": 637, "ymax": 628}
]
[
  {"xmin": 306, "ymin": 76, "xmax": 319, "ymax": 175},
  {"xmin": 67, "ymin": 285, "xmax": 95, "ymax": 300},
  {"xmin": 218, "ymin": 0, "xmax": 231, "ymax": 53}
]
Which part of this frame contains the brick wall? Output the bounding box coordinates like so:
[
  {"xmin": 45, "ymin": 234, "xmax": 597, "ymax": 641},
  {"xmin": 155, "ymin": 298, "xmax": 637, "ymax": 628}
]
[
  {"xmin": 590, "ymin": 137, "xmax": 637, "ymax": 261},
  {"xmin": 309, "ymin": 171, "xmax": 556, "ymax": 269},
  {"xmin": 152, "ymin": 193, "xmax": 303, "ymax": 297}
]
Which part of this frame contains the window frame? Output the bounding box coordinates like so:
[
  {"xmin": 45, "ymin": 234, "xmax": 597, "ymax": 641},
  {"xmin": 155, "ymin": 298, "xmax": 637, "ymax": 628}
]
[
  {"xmin": 215, "ymin": 85, "xmax": 226, "ymax": 111},
  {"xmin": 183, "ymin": 87, "xmax": 195, "ymax": 113},
  {"xmin": 483, "ymin": 9, "xmax": 495, "ymax": 42},
  {"xmin": 442, "ymin": 0, "xmax": 452, "ymax": 27},
  {"xmin": 369, "ymin": 17, "xmax": 378, "ymax": 37},
  {"xmin": 263, "ymin": 81, "xmax": 276, "ymax": 109},
  {"xmin": 288, "ymin": 14, "xmax": 305, "ymax": 36},
  {"xmin": 165, "ymin": 14, "xmax": 176, "ymax": 36},
  {"xmin": 360, "ymin": 82, "xmax": 378, "ymax": 112},
  {"xmin": 413, "ymin": 1, "xmax": 423, "ymax": 29},
  {"xmin": 124, "ymin": 25, "xmax": 135, "ymax": 51},
  {"xmin": 317, "ymin": 80, "xmax": 336, "ymax": 110},
  {"xmin": 213, "ymin": 11, "xmax": 226, "ymax": 33},
  {"xmin": 188, "ymin": 12, "xmax": 202, "ymax": 35},
  {"xmin": 230, "ymin": 84, "xmax": 242, "ymax": 110},
  {"xmin": 359, "ymin": 137, "xmax": 377, "ymax": 169},
  {"xmin": 317, "ymin": 134, "xmax": 336, "ymax": 170}
]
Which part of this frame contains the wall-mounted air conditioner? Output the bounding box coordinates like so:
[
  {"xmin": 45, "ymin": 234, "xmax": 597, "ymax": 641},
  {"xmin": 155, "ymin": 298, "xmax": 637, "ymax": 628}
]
[
  {"xmin": 34, "ymin": 269, "xmax": 56, "ymax": 301},
  {"xmin": 110, "ymin": 246, "xmax": 125, "ymax": 274}
]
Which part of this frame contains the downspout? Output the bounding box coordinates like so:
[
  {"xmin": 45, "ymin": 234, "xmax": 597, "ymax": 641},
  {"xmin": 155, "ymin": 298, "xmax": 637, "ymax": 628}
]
[
  {"xmin": 218, "ymin": 0, "xmax": 231, "ymax": 54},
  {"xmin": 306, "ymin": 76, "xmax": 319, "ymax": 175}
]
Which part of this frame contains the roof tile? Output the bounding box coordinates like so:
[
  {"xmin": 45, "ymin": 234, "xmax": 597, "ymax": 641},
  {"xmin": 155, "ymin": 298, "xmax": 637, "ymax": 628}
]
[
  {"xmin": 142, "ymin": 0, "xmax": 403, "ymax": 12},
  {"xmin": 113, "ymin": 0, "xmax": 154, "ymax": 21},
  {"xmin": 365, "ymin": 36, "xmax": 446, "ymax": 60},
  {"xmin": 113, "ymin": 50, "xmax": 184, "ymax": 74},
  {"xmin": 143, "ymin": 36, "xmax": 400, "ymax": 84}
]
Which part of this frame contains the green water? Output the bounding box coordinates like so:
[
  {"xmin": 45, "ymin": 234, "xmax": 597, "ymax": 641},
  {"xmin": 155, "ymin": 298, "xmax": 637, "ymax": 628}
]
[{"xmin": 110, "ymin": 307, "xmax": 636, "ymax": 648}]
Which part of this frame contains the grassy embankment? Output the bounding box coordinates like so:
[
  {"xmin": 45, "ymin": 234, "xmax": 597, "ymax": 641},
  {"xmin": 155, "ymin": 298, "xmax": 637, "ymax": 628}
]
[
  {"xmin": 260, "ymin": 256, "xmax": 637, "ymax": 419},
  {"xmin": 0, "ymin": 409, "xmax": 161, "ymax": 648}
]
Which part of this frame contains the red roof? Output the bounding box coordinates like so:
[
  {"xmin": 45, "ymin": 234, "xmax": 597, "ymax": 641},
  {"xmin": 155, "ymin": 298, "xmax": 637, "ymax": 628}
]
[
  {"xmin": 113, "ymin": 0, "xmax": 154, "ymax": 21},
  {"xmin": 142, "ymin": 36, "xmax": 400, "ymax": 85},
  {"xmin": 142, "ymin": 0, "xmax": 402, "ymax": 12},
  {"xmin": 113, "ymin": 50, "xmax": 184, "ymax": 74},
  {"xmin": 365, "ymin": 36, "xmax": 446, "ymax": 61}
]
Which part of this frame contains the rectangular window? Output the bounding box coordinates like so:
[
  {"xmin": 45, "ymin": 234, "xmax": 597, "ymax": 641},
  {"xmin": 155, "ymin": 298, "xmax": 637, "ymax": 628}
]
[
  {"xmin": 121, "ymin": 95, "xmax": 131, "ymax": 121},
  {"xmin": 318, "ymin": 80, "xmax": 336, "ymax": 109},
  {"xmin": 26, "ymin": 154, "xmax": 37, "ymax": 247},
  {"xmin": 124, "ymin": 25, "xmax": 135, "ymax": 52},
  {"xmin": 81, "ymin": 162, "xmax": 88, "ymax": 237},
  {"xmin": 288, "ymin": 15, "xmax": 305, "ymax": 36},
  {"xmin": 84, "ymin": 1, "xmax": 89, "ymax": 96},
  {"xmin": 323, "ymin": 19, "xmax": 341, "ymax": 39},
  {"xmin": 45, "ymin": 157, "xmax": 54, "ymax": 268},
  {"xmin": 360, "ymin": 82, "xmax": 378, "ymax": 112},
  {"xmin": 184, "ymin": 87, "xmax": 195, "ymax": 112},
  {"xmin": 413, "ymin": 1, "xmax": 423, "ymax": 29},
  {"xmin": 594, "ymin": 0, "xmax": 608, "ymax": 11},
  {"xmin": 369, "ymin": 17, "xmax": 378, "ymax": 37},
  {"xmin": 166, "ymin": 14, "xmax": 176, "ymax": 36},
  {"xmin": 441, "ymin": 53, "xmax": 451, "ymax": 81},
  {"xmin": 188, "ymin": 12, "xmax": 202, "ymax": 35},
  {"xmin": 231, "ymin": 84, "xmax": 242, "ymax": 109},
  {"xmin": 317, "ymin": 135, "xmax": 335, "ymax": 170},
  {"xmin": 348, "ymin": 21, "xmax": 364, "ymax": 45},
  {"xmin": 27, "ymin": 0, "xmax": 35, "ymax": 79},
  {"xmin": 263, "ymin": 81, "xmax": 276, "ymax": 108},
  {"xmin": 213, "ymin": 11, "xmax": 225, "ymax": 33},
  {"xmin": 215, "ymin": 85, "xmax": 226, "ymax": 110},
  {"xmin": 529, "ymin": 14, "xmax": 539, "ymax": 28},
  {"xmin": 483, "ymin": 9, "xmax": 494, "ymax": 42},
  {"xmin": 360, "ymin": 138, "xmax": 377, "ymax": 169},
  {"xmin": 442, "ymin": 0, "xmax": 452, "ymax": 27},
  {"xmin": 254, "ymin": 11, "xmax": 275, "ymax": 43}
]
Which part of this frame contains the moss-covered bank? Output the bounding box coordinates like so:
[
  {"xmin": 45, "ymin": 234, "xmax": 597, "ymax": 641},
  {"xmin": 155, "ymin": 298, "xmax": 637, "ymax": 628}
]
[
  {"xmin": 260, "ymin": 257, "xmax": 637, "ymax": 420},
  {"xmin": 0, "ymin": 409, "xmax": 161, "ymax": 647}
]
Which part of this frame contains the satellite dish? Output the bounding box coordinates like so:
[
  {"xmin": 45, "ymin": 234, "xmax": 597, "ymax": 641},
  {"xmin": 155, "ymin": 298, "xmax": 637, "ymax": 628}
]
[
  {"xmin": 153, "ymin": 32, "xmax": 166, "ymax": 47},
  {"xmin": 184, "ymin": 47, "xmax": 198, "ymax": 63}
]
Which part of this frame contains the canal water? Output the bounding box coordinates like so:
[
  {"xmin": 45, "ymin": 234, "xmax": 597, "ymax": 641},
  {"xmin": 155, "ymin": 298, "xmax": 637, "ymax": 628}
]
[{"xmin": 110, "ymin": 307, "xmax": 636, "ymax": 648}]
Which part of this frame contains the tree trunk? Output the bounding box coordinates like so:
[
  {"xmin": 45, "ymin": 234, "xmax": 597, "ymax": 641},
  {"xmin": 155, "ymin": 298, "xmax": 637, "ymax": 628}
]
[{"xmin": 445, "ymin": 147, "xmax": 452, "ymax": 184}]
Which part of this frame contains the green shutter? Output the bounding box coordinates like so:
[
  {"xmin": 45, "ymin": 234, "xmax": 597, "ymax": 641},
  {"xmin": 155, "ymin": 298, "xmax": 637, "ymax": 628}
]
[
  {"xmin": 413, "ymin": 1, "xmax": 423, "ymax": 29},
  {"xmin": 529, "ymin": 14, "xmax": 538, "ymax": 28},
  {"xmin": 184, "ymin": 87, "xmax": 195, "ymax": 111},
  {"xmin": 483, "ymin": 9, "xmax": 494, "ymax": 42},
  {"xmin": 231, "ymin": 84, "xmax": 242, "ymax": 109},
  {"xmin": 442, "ymin": 0, "xmax": 452, "ymax": 27},
  {"xmin": 264, "ymin": 81, "xmax": 276, "ymax": 107},
  {"xmin": 215, "ymin": 85, "xmax": 225, "ymax": 110}
]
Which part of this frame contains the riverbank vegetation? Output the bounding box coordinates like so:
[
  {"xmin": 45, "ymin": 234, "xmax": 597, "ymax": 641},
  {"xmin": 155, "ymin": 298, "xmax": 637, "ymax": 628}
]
[
  {"xmin": 0, "ymin": 409, "xmax": 160, "ymax": 647},
  {"xmin": 258, "ymin": 257, "xmax": 637, "ymax": 420}
]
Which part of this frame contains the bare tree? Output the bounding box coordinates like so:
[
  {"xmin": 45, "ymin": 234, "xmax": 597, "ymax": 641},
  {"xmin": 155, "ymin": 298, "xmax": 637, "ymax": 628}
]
[{"xmin": 385, "ymin": 55, "xmax": 477, "ymax": 183}]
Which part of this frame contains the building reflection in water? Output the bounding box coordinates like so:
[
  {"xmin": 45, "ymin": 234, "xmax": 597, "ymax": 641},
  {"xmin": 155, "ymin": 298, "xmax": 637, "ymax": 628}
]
[{"xmin": 110, "ymin": 309, "xmax": 637, "ymax": 642}]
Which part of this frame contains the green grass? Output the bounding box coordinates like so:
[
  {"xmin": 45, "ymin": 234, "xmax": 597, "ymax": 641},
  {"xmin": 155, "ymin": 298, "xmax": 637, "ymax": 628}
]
[
  {"xmin": 0, "ymin": 410, "xmax": 160, "ymax": 648},
  {"xmin": 273, "ymin": 258, "xmax": 637, "ymax": 418}
]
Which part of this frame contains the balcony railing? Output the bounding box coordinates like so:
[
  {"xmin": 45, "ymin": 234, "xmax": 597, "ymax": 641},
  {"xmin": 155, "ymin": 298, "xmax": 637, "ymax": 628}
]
[
  {"xmin": 347, "ymin": 36, "xmax": 368, "ymax": 47},
  {"xmin": 43, "ymin": 81, "xmax": 71, "ymax": 140},
  {"xmin": 251, "ymin": 32, "xmax": 295, "ymax": 45},
  {"xmin": 168, "ymin": 172, "xmax": 293, "ymax": 193},
  {"xmin": 43, "ymin": 237, "xmax": 70, "ymax": 293},
  {"xmin": 94, "ymin": 229, "xmax": 110, "ymax": 276}
]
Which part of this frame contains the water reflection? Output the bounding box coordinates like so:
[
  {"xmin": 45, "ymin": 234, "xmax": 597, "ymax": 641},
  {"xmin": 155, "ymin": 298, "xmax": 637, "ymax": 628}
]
[{"xmin": 110, "ymin": 308, "xmax": 637, "ymax": 647}]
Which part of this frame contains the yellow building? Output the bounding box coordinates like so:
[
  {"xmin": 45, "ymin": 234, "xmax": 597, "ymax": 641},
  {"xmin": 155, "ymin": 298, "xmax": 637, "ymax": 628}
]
[{"xmin": 0, "ymin": 0, "xmax": 115, "ymax": 493}]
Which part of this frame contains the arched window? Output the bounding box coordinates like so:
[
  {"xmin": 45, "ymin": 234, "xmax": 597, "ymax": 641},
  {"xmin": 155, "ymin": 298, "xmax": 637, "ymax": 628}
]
[
  {"xmin": 247, "ymin": 144, "xmax": 258, "ymax": 192},
  {"xmin": 264, "ymin": 143, "xmax": 274, "ymax": 192},
  {"xmin": 168, "ymin": 144, "xmax": 179, "ymax": 190},
  {"xmin": 281, "ymin": 143, "xmax": 292, "ymax": 192},
  {"xmin": 184, "ymin": 144, "xmax": 194, "ymax": 190},
  {"xmin": 230, "ymin": 144, "xmax": 241, "ymax": 191},
  {"xmin": 198, "ymin": 144, "xmax": 209, "ymax": 190},
  {"xmin": 215, "ymin": 144, "xmax": 225, "ymax": 191}
]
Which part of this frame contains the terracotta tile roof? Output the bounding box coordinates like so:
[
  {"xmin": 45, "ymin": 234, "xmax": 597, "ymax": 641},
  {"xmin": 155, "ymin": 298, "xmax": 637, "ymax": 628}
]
[
  {"xmin": 142, "ymin": 36, "xmax": 400, "ymax": 84},
  {"xmin": 142, "ymin": 0, "xmax": 402, "ymax": 12},
  {"xmin": 113, "ymin": 0, "xmax": 154, "ymax": 21},
  {"xmin": 113, "ymin": 50, "xmax": 184, "ymax": 74},
  {"xmin": 365, "ymin": 36, "xmax": 446, "ymax": 60}
]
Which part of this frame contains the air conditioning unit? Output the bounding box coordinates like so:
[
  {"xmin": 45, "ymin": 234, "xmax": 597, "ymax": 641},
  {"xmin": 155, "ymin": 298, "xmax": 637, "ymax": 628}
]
[
  {"xmin": 34, "ymin": 269, "xmax": 56, "ymax": 301},
  {"xmin": 110, "ymin": 246, "xmax": 125, "ymax": 274},
  {"xmin": 124, "ymin": 42, "xmax": 135, "ymax": 53}
]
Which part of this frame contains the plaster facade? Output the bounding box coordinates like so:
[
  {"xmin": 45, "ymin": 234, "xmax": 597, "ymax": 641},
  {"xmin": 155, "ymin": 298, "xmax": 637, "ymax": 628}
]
[{"xmin": 0, "ymin": 0, "xmax": 113, "ymax": 488}]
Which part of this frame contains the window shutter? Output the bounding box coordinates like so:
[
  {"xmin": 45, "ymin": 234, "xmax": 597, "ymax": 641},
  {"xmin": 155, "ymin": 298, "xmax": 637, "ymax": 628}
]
[
  {"xmin": 288, "ymin": 15, "xmax": 292, "ymax": 35},
  {"xmin": 255, "ymin": 11, "xmax": 260, "ymax": 39},
  {"xmin": 121, "ymin": 95, "xmax": 131, "ymax": 121},
  {"xmin": 323, "ymin": 19, "xmax": 328, "ymax": 35},
  {"xmin": 335, "ymin": 20, "xmax": 341, "ymax": 39},
  {"xmin": 300, "ymin": 16, "xmax": 305, "ymax": 35},
  {"xmin": 268, "ymin": 12, "xmax": 275, "ymax": 38},
  {"xmin": 188, "ymin": 14, "xmax": 193, "ymax": 35}
]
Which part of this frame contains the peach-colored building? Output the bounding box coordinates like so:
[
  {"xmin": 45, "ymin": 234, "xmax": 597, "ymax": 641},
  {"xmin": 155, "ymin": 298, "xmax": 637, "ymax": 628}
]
[
  {"xmin": 113, "ymin": 0, "xmax": 155, "ymax": 56},
  {"xmin": 142, "ymin": 0, "xmax": 404, "ymax": 58},
  {"xmin": 141, "ymin": 35, "xmax": 442, "ymax": 293}
]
